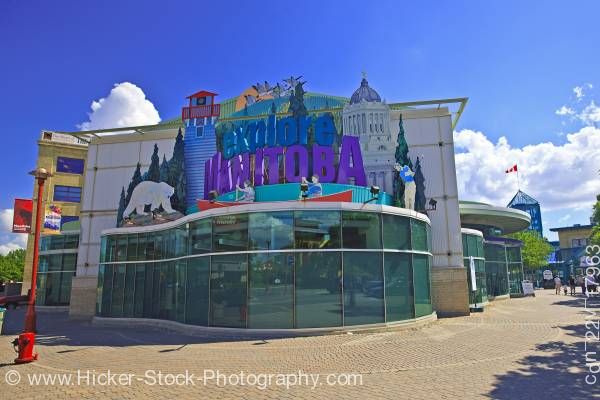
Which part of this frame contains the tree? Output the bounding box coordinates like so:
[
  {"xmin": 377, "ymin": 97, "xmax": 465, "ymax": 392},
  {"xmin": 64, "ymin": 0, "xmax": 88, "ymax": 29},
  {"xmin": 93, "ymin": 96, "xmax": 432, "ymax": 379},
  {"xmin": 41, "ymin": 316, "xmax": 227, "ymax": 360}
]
[
  {"xmin": 0, "ymin": 248, "xmax": 26, "ymax": 282},
  {"xmin": 414, "ymin": 157, "xmax": 426, "ymax": 211},
  {"xmin": 125, "ymin": 162, "xmax": 143, "ymax": 207},
  {"xmin": 393, "ymin": 114, "xmax": 413, "ymax": 207},
  {"xmin": 116, "ymin": 186, "xmax": 126, "ymax": 226},
  {"xmin": 159, "ymin": 155, "xmax": 169, "ymax": 183},
  {"xmin": 147, "ymin": 144, "xmax": 161, "ymax": 183},
  {"xmin": 288, "ymin": 82, "xmax": 307, "ymax": 119},
  {"xmin": 507, "ymin": 231, "xmax": 554, "ymax": 271},
  {"xmin": 167, "ymin": 128, "xmax": 187, "ymax": 213},
  {"xmin": 590, "ymin": 194, "xmax": 600, "ymax": 245}
]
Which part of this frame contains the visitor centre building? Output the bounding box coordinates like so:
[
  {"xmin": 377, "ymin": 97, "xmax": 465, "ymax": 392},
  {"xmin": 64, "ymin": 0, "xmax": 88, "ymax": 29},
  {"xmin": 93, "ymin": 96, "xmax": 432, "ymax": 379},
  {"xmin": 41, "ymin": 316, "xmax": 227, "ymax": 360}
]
[{"xmin": 25, "ymin": 75, "xmax": 530, "ymax": 331}]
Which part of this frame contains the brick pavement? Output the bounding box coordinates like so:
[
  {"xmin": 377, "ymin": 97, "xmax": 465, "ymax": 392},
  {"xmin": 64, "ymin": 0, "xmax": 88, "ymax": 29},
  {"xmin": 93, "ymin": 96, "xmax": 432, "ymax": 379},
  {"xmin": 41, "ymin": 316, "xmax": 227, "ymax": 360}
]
[{"xmin": 0, "ymin": 289, "xmax": 597, "ymax": 399}]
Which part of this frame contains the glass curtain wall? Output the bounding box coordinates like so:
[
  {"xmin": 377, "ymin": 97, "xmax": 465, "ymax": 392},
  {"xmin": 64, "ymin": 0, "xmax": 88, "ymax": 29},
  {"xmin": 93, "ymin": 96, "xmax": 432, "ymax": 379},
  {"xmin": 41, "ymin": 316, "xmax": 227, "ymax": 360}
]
[
  {"xmin": 97, "ymin": 211, "xmax": 433, "ymax": 328},
  {"xmin": 37, "ymin": 233, "xmax": 79, "ymax": 306},
  {"xmin": 484, "ymin": 242, "xmax": 509, "ymax": 297},
  {"xmin": 462, "ymin": 233, "xmax": 488, "ymax": 306}
]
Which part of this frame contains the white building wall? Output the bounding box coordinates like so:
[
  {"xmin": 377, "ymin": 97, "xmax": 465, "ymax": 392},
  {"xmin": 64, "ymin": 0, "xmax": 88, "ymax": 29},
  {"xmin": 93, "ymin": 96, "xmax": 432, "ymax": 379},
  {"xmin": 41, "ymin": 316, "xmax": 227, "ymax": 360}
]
[
  {"xmin": 391, "ymin": 108, "xmax": 463, "ymax": 270},
  {"xmin": 70, "ymin": 129, "xmax": 177, "ymax": 318}
]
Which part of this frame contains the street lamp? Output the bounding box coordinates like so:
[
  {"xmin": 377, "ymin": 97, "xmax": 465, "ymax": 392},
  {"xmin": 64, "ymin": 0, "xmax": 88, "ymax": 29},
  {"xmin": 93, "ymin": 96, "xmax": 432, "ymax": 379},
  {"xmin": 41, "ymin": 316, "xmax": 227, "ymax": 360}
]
[{"xmin": 14, "ymin": 167, "xmax": 52, "ymax": 364}]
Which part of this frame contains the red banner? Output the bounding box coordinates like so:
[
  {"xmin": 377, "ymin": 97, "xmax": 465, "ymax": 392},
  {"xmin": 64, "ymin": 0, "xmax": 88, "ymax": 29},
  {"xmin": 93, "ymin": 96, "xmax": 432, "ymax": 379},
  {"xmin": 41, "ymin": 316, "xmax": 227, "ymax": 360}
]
[{"xmin": 12, "ymin": 198, "xmax": 33, "ymax": 233}]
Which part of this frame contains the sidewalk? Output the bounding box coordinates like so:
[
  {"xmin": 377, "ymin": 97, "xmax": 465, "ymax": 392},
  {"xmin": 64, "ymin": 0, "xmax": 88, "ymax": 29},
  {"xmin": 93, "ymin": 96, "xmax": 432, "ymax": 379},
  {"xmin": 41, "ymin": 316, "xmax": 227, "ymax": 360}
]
[{"xmin": 0, "ymin": 289, "xmax": 597, "ymax": 399}]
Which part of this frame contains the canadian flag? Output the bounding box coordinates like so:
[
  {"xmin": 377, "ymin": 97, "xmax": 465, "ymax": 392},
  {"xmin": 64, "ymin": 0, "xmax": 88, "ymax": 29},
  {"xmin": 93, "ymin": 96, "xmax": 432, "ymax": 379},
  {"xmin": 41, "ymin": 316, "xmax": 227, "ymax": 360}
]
[{"xmin": 505, "ymin": 164, "xmax": 518, "ymax": 173}]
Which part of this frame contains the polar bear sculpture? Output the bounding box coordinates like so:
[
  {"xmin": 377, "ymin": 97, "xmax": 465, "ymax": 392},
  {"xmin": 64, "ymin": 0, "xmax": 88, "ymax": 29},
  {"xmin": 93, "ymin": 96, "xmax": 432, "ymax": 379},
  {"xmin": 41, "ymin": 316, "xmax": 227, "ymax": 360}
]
[{"xmin": 123, "ymin": 181, "xmax": 175, "ymax": 218}]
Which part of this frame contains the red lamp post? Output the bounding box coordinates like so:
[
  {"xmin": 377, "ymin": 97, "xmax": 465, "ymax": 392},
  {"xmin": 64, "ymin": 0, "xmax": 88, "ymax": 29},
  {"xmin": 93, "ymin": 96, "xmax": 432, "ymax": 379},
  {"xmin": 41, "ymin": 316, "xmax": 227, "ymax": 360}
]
[{"xmin": 14, "ymin": 167, "xmax": 52, "ymax": 364}]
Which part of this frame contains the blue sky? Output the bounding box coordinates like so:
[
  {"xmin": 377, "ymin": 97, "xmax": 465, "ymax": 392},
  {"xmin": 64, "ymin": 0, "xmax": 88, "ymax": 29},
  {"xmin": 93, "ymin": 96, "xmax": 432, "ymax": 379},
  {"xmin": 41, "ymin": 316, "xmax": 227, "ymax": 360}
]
[{"xmin": 1, "ymin": 0, "xmax": 599, "ymax": 249}]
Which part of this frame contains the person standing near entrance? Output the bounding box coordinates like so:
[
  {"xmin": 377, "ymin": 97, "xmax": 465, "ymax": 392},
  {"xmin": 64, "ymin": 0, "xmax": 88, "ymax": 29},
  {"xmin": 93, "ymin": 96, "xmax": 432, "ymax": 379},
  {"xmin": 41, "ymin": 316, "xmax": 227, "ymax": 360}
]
[
  {"xmin": 569, "ymin": 275, "xmax": 576, "ymax": 295},
  {"xmin": 554, "ymin": 275, "xmax": 562, "ymax": 295}
]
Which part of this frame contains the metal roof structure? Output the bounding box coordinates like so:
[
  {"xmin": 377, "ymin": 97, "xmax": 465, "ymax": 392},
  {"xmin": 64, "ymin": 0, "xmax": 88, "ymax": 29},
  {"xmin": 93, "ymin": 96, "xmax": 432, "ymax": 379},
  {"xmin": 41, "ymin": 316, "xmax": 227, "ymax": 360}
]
[
  {"xmin": 508, "ymin": 190, "xmax": 539, "ymax": 206},
  {"xmin": 459, "ymin": 200, "xmax": 531, "ymax": 235},
  {"xmin": 507, "ymin": 190, "xmax": 543, "ymax": 235},
  {"xmin": 42, "ymin": 95, "xmax": 468, "ymax": 139}
]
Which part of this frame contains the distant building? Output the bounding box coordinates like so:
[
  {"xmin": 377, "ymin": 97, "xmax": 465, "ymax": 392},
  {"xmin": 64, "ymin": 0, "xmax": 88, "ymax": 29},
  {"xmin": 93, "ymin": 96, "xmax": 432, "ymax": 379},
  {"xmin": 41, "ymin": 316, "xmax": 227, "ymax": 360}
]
[
  {"xmin": 22, "ymin": 131, "xmax": 88, "ymax": 305},
  {"xmin": 549, "ymin": 223, "xmax": 595, "ymax": 277},
  {"xmin": 343, "ymin": 77, "xmax": 396, "ymax": 193},
  {"xmin": 507, "ymin": 190, "xmax": 543, "ymax": 235}
]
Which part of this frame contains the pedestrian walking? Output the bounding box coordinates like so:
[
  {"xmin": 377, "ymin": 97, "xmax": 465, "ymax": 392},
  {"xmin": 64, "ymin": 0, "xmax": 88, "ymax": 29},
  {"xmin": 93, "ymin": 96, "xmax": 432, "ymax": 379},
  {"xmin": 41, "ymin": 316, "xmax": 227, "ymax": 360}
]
[
  {"xmin": 569, "ymin": 275, "xmax": 576, "ymax": 296},
  {"xmin": 554, "ymin": 276, "xmax": 562, "ymax": 295}
]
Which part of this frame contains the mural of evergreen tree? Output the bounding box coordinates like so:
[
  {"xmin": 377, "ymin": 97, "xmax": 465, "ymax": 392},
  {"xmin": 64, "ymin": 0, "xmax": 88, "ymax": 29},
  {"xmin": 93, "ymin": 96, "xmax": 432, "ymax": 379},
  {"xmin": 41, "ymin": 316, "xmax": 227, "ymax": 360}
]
[
  {"xmin": 392, "ymin": 114, "xmax": 413, "ymax": 207},
  {"xmin": 147, "ymin": 143, "xmax": 161, "ymax": 182},
  {"xmin": 116, "ymin": 187, "xmax": 126, "ymax": 226},
  {"xmin": 288, "ymin": 82, "xmax": 308, "ymax": 119},
  {"xmin": 125, "ymin": 162, "xmax": 143, "ymax": 206},
  {"xmin": 414, "ymin": 157, "xmax": 427, "ymax": 211},
  {"xmin": 167, "ymin": 128, "xmax": 187, "ymax": 213},
  {"xmin": 159, "ymin": 155, "xmax": 169, "ymax": 183}
]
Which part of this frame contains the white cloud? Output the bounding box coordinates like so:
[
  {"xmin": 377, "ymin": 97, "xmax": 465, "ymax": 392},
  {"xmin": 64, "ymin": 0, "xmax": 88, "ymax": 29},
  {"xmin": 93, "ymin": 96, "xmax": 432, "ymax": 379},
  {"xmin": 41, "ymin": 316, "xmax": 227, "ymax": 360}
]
[
  {"xmin": 578, "ymin": 100, "xmax": 600, "ymax": 126},
  {"xmin": 0, "ymin": 209, "xmax": 27, "ymax": 256},
  {"xmin": 454, "ymin": 126, "xmax": 600, "ymax": 213},
  {"xmin": 573, "ymin": 83, "xmax": 593, "ymax": 100},
  {"xmin": 555, "ymin": 105, "xmax": 575, "ymax": 116},
  {"xmin": 558, "ymin": 214, "xmax": 572, "ymax": 223},
  {"xmin": 78, "ymin": 82, "xmax": 161, "ymax": 131}
]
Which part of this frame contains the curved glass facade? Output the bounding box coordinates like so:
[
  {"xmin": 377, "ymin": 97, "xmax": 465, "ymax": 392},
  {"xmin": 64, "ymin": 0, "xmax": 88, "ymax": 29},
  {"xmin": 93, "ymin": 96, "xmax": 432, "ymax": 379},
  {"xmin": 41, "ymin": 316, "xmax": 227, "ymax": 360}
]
[
  {"xmin": 96, "ymin": 209, "xmax": 433, "ymax": 329},
  {"xmin": 461, "ymin": 232, "xmax": 487, "ymax": 306}
]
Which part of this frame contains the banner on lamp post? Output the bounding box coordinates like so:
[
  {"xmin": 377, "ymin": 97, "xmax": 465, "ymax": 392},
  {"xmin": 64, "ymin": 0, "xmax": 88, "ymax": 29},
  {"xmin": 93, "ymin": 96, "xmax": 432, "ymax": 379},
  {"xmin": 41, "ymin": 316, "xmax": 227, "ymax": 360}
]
[{"xmin": 12, "ymin": 198, "xmax": 33, "ymax": 233}]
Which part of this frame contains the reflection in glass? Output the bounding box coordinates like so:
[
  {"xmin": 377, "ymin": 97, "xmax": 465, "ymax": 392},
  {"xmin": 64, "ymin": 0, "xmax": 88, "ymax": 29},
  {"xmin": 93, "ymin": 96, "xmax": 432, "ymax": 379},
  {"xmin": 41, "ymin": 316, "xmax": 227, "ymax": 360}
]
[
  {"xmin": 189, "ymin": 219, "xmax": 212, "ymax": 254},
  {"xmin": 117, "ymin": 237, "xmax": 127, "ymax": 261},
  {"xmin": 143, "ymin": 264, "xmax": 154, "ymax": 318},
  {"xmin": 123, "ymin": 265, "xmax": 135, "ymax": 317},
  {"xmin": 48, "ymin": 254, "xmax": 62, "ymax": 271},
  {"xmin": 111, "ymin": 264, "xmax": 125, "ymax": 317},
  {"xmin": 210, "ymin": 254, "xmax": 247, "ymax": 328},
  {"xmin": 144, "ymin": 233, "xmax": 155, "ymax": 260},
  {"xmin": 159, "ymin": 261, "xmax": 175, "ymax": 320},
  {"xmin": 413, "ymin": 255, "xmax": 432, "ymax": 317},
  {"xmin": 384, "ymin": 253, "xmax": 414, "ymax": 321},
  {"xmin": 248, "ymin": 253, "xmax": 293, "ymax": 328},
  {"xmin": 134, "ymin": 264, "xmax": 145, "ymax": 317},
  {"xmin": 151, "ymin": 263, "xmax": 160, "ymax": 318},
  {"xmin": 186, "ymin": 257, "xmax": 210, "ymax": 326},
  {"xmin": 96, "ymin": 265, "xmax": 104, "ymax": 315},
  {"xmin": 343, "ymin": 252, "xmax": 384, "ymax": 325},
  {"xmin": 126, "ymin": 235, "xmax": 138, "ymax": 262},
  {"xmin": 58, "ymin": 272, "xmax": 75, "ymax": 305},
  {"xmin": 36, "ymin": 275, "xmax": 47, "ymax": 305},
  {"xmin": 249, "ymin": 212, "xmax": 294, "ymax": 250},
  {"xmin": 137, "ymin": 234, "xmax": 147, "ymax": 261},
  {"xmin": 294, "ymin": 211, "xmax": 340, "ymax": 249},
  {"xmin": 342, "ymin": 212, "xmax": 381, "ymax": 249},
  {"xmin": 295, "ymin": 252, "xmax": 342, "ymax": 328},
  {"xmin": 165, "ymin": 230, "xmax": 176, "ymax": 259},
  {"xmin": 382, "ymin": 214, "xmax": 410, "ymax": 250},
  {"xmin": 101, "ymin": 264, "xmax": 113, "ymax": 317},
  {"xmin": 107, "ymin": 236, "xmax": 117, "ymax": 262},
  {"xmin": 154, "ymin": 232, "xmax": 164, "ymax": 260},
  {"xmin": 175, "ymin": 260, "xmax": 186, "ymax": 323},
  {"xmin": 411, "ymin": 219, "xmax": 428, "ymax": 251},
  {"xmin": 213, "ymin": 214, "xmax": 248, "ymax": 252},
  {"xmin": 175, "ymin": 226, "xmax": 188, "ymax": 257}
]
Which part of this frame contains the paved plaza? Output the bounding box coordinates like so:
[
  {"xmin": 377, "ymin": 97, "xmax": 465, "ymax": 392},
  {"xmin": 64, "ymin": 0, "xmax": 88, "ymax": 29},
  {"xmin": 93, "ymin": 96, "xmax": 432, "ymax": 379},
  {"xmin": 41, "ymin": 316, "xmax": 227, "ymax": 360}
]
[{"xmin": 1, "ymin": 289, "xmax": 598, "ymax": 399}]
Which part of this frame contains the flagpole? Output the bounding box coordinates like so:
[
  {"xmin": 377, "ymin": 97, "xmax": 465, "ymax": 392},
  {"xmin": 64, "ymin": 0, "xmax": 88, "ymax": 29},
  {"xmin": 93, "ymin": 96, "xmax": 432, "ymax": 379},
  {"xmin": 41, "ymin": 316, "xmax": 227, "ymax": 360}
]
[{"xmin": 516, "ymin": 168, "xmax": 520, "ymax": 191}]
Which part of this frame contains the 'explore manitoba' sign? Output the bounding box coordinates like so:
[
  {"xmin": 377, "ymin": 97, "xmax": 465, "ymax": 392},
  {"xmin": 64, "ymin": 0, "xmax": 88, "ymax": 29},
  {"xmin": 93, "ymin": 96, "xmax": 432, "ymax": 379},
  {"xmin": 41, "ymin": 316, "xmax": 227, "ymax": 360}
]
[{"xmin": 204, "ymin": 113, "xmax": 367, "ymax": 198}]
